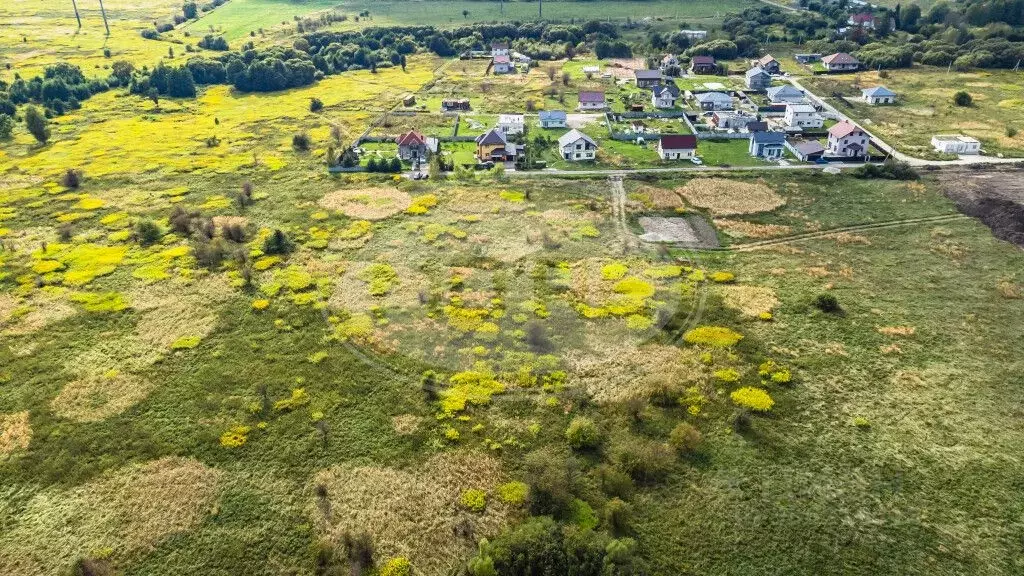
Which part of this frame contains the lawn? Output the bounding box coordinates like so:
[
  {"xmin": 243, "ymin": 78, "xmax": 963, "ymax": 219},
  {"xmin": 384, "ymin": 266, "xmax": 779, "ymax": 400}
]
[{"xmin": 802, "ymin": 67, "xmax": 1024, "ymax": 158}]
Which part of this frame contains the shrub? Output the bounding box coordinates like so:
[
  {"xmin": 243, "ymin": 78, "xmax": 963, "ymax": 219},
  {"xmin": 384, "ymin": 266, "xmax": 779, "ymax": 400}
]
[
  {"xmin": 953, "ymin": 90, "xmax": 973, "ymax": 106},
  {"xmin": 310, "ymin": 97, "xmax": 324, "ymax": 112},
  {"xmin": 597, "ymin": 465, "xmax": 633, "ymax": 500},
  {"xmin": 614, "ymin": 438, "xmax": 674, "ymax": 483},
  {"xmin": 193, "ymin": 238, "xmax": 228, "ymax": 268},
  {"xmin": 293, "ymin": 132, "xmax": 311, "ymax": 150},
  {"xmin": 668, "ymin": 422, "xmax": 702, "ymax": 454},
  {"xmin": 853, "ymin": 158, "xmax": 918, "ymax": 180},
  {"xmin": 603, "ymin": 497, "xmax": 632, "ymax": 537},
  {"xmin": 730, "ymin": 386, "xmax": 774, "ymax": 412},
  {"xmin": 198, "ymin": 34, "xmax": 229, "ymax": 50},
  {"xmin": 62, "ymin": 168, "xmax": 82, "ymax": 188},
  {"xmin": 1007, "ymin": 126, "xmax": 1018, "ymax": 138},
  {"xmin": 565, "ymin": 416, "xmax": 600, "ymax": 450},
  {"xmin": 24, "ymin": 105, "xmax": 50, "ymax": 143},
  {"xmin": 0, "ymin": 113, "xmax": 13, "ymax": 139},
  {"xmin": 379, "ymin": 557, "xmax": 412, "ymax": 576},
  {"xmin": 524, "ymin": 448, "xmax": 575, "ymax": 515},
  {"xmin": 263, "ymin": 229, "xmax": 294, "ymax": 255},
  {"xmin": 461, "ymin": 488, "xmax": 487, "ymax": 512},
  {"xmin": 813, "ymin": 293, "xmax": 841, "ymax": 313},
  {"xmin": 222, "ymin": 223, "xmax": 246, "ymax": 243},
  {"xmin": 134, "ymin": 219, "xmax": 163, "ymax": 246},
  {"xmin": 682, "ymin": 325, "xmax": 744, "ymax": 347},
  {"xmin": 71, "ymin": 557, "xmax": 114, "ymax": 576},
  {"xmin": 496, "ymin": 481, "xmax": 529, "ymax": 505}
]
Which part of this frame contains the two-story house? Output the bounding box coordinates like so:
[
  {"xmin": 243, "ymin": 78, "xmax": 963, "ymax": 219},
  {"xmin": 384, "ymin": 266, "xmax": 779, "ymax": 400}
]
[
  {"xmin": 558, "ymin": 129, "xmax": 598, "ymax": 161},
  {"xmin": 827, "ymin": 120, "xmax": 869, "ymax": 158},
  {"xmin": 651, "ymin": 84, "xmax": 681, "ymax": 109},
  {"xmin": 745, "ymin": 67, "xmax": 772, "ymax": 92},
  {"xmin": 784, "ymin": 103, "xmax": 823, "ymax": 129}
]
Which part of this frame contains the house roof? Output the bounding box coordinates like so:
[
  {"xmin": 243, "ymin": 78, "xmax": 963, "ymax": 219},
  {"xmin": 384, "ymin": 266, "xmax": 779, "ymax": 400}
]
[
  {"xmin": 558, "ymin": 129, "xmax": 597, "ymax": 148},
  {"xmin": 751, "ymin": 131, "xmax": 786, "ymax": 144},
  {"xmin": 539, "ymin": 110, "xmax": 567, "ymax": 121},
  {"xmin": 792, "ymin": 140, "xmax": 826, "ymax": 155},
  {"xmin": 766, "ymin": 85, "xmax": 804, "ymax": 100},
  {"xmin": 757, "ymin": 54, "xmax": 779, "ymax": 66},
  {"xmin": 476, "ymin": 129, "xmax": 507, "ymax": 146},
  {"xmin": 695, "ymin": 91, "xmax": 732, "ymax": 103},
  {"xmin": 652, "ymin": 84, "xmax": 681, "ymax": 98},
  {"xmin": 691, "ymin": 56, "xmax": 716, "ymax": 65},
  {"xmin": 849, "ymin": 12, "xmax": 875, "ymax": 23},
  {"xmin": 786, "ymin": 103, "xmax": 818, "ymax": 113},
  {"xmin": 746, "ymin": 120, "xmax": 769, "ymax": 132},
  {"xmin": 745, "ymin": 66, "xmax": 770, "ymax": 79},
  {"xmin": 491, "ymin": 42, "xmax": 508, "ymax": 49},
  {"xmin": 829, "ymin": 120, "xmax": 862, "ymax": 138},
  {"xmin": 634, "ymin": 69, "xmax": 662, "ymax": 80},
  {"xmin": 823, "ymin": 52, "xmax": 859, "ymax": 65},
  {"xmin": 862, "ymin": 85, "xmax": 896, "ymax": 97},
  {"xmin": 493, "ymin": 55, "xmax": 511, "ymax": 64},
  {"xmin": 660, "ymin": 134, "xmax": 698, "ymax": 150},
  {"xmin": 579, "ymin": 91, "xmax": 606, "ymax": 103},
  {"xmin": 396, "ymin": 130, "xmax": 427, "ymax": 147}
]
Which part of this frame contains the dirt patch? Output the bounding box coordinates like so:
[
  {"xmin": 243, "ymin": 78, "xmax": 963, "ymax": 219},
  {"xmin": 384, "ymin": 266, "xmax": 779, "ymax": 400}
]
[
  {"xmin": 940, "ymin": 171, "xmax": 1024, "ymax": 247},
  {"xmin": 391, "ymin": 414, "xmax": 422, "ymax": 435},
  {"xmin": 713, "ymin": 219, "xmax": 792, "ymax": 239},
  {"xmin": 678, "ymin": 177, "xmax": 785, "ymax": 216},
  {"xmin": 637, "ymin": 215, "xmax": 719, "ymax": 247},
  {"xmin": 566, "ymin": 336, "xmax": 707, "ymax": 403},
  {"xmin": 310, "ymin": 451, "xmax": 511, "ymax": 576},
  {"xmin": 631, "ymin": 185, "xmax": 685, "ymax": 210},
  {"xmin": 319, "ymin": 187, "xmax": 413, "ymax": 220},
  {"xmin": 719, "ymin": 285, "xmax": 779, "ymax": 317},
  {"xmin": 0, "ymin": 457, "xmax": 222, "ymax": 576},
  {"xmin": 0, "ymin": 411, "xmax": 32, "ymax": 458}
]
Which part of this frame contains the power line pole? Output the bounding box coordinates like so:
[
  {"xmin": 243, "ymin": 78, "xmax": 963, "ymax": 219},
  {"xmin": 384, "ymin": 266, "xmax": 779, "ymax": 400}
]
[
  {"xmin": 98, "ymin": 0, "xmax": 110, "ymax": 35},
  {"xmin": 539, "ymin": 0, "xmax": 543, "ymax": 19},
  {"xmin": 71, "ymin": 0, "xmax": 82, "ymax": 27}
]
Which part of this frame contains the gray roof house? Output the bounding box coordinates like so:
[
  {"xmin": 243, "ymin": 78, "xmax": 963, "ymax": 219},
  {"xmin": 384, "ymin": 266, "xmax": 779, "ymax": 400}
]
[
  {"xmin": 745, "ymin": 66, "xmax": 772, "ymax": 91},
  {"xmin": 651, "ymin": 84, "xmax": 681, "ymax": 109},
  {"xmin": 557, "ymin": 129, "xmax": 598, "ymax": 162},
  {"xmin": 538, "ymin": 110, "xmax": 567, "ymax": 128},
  {"xmin": 694, "ymin": 91, "xmax": 734, "ymax": 111},
  {"xmin": 749, "ymin": 130, "xmax": 786, "ymax": 159},
  {"xmin": 766, "ymin": 85, "xmax": 805, "ymax": 104},
  {"xmin": 861, "ymin": 85, "xmax": 897, "ymax": 105},
  {"xmin": 787, "ymin": 139, "xmax": 826, "ymax": 161},
  {"xmin": 634, "ymin": 69, "xmax": 663, "ymax": 88}
]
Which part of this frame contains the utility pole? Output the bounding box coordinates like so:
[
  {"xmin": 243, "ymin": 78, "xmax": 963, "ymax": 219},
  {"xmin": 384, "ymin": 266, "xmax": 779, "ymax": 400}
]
[
  {"xmin": 500, "ymin": 0, "xmax": 503, "ymax": 16},
  {"xmin": 539, "ymin": 0, "xmax": 543, "ymax": 19},
  {"xmin": 98, "ymin": 0, "xmax": 110, "ymax": 35},
  {"xmin": 71, "ymin": 0, "xmax": 81, "ymax": 28}
]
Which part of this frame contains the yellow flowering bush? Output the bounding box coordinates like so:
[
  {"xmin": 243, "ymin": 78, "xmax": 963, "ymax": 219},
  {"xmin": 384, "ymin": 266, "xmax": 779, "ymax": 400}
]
[
  {"xmin": 251, "ymin": 299, "xmax": 270, "ymax": 310},
  {"xmin": 461, "ymin": 488, "xmax": 487, "ymax": 512},
  {"xmin": 220, "ymin": 425, "xmax": 252, "ymax": 448},
  {"xmin": 601, "ymin": 262, "xmax": 628, "ymax": 280},
  {"xmin": 713, "ymin": 368, "xmax": 741, "ymax": 383},
  {"xmin": 730, "ymin": 387, "xmax": 774, "ymax": 412},
  {"xmin": 710, "ymin": 271, "xmax": 736, "ymax": 283},
  {"xmin": 683, "ymin": 326, "xmax": 744, "ymax": 348},
  {"xmin": 406, "ymin": 193, "xmax": 438, "ymax": 214},
  {"xmin": 380, "ymin": 557, "xmax": 412, "ymax": 576},
  {"xmin": 497, "ymin": 481, "xmax": 529, "ymax": 505}
]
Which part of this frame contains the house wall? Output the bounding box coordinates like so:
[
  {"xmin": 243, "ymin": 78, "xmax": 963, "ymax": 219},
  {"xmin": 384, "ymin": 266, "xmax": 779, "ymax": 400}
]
[
  {"xmin": 562, "ymin": 141, "xmax": 596, "ymax": 160},
  {"xmin": 658, "ymin": 146, "xmax": 695, "ymax": 160},
  {"xmin": 579, "ymin": 101, "xmax": 606, "ymax": 111}
]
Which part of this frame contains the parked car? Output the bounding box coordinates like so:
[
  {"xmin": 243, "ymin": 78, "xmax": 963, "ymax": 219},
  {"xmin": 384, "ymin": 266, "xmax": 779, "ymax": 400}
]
[{"xmin": 691, "ymin": 157, "xmax": 704, "ymax": 165}]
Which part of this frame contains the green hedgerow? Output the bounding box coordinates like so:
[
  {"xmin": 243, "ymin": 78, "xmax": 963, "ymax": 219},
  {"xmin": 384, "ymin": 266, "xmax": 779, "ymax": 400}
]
[{"xmin": 461, "ymin": 488, "xmax": 487, "ymax": 512}]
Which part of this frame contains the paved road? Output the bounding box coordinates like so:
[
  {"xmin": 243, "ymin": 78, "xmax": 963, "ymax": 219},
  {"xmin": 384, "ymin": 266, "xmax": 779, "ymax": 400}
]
[{"xmin": 507, "ymin": 162, "xmax": 863, "ymax": 177}]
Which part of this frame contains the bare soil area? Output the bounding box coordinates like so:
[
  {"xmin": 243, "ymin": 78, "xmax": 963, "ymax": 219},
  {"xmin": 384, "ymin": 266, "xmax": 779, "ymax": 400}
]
[{"xmin": 940, "ymin": 170, "xmax": 1024, "ymax": 247}]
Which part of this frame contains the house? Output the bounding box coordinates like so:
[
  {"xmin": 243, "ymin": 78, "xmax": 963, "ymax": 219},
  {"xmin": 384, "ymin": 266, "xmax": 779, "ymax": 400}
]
[
  {"xmin": 681, "ymin": 30, "xmax": 708, "ymax": 40},
  {"xmin": 754, "ymin": 54, "xmax": 781, "ymax": 74},
  {"xmin": 749, "ymin": 131, "xmax": 786, "ymax": 159},
  {"xmin": 766, "ymin": 85, "xmax": 806, "ymax": 104},
  {"xmin": 848, "ymin": 13, "xmax": 876, "ymax": 30},
  {"xmin": 491, "ymin": 42, "xmax": 509, "ymax": 57},
  {"xmin": 557, "ymin": 129, "xmax": 598, "ymax": 161},
  {"xmin": 396, "ymin": 130, "xmax": 429, "ymax": 162},
  {"xmin": 827, "ymin": 120, "xmax": 870, "ymax": 158},
  {"xmin": 476, "ymin": 129, "xmax": 511, "ymax": 162},
  {"xmin": 578, "ymin": 91, "xmax": 607, "ymax": 111},
  {"xmin": 784, "ymin": 103, "xmax": 823, "ymax": 129},
  {"xmin": 694, "ymin": 91, "xmax": 733, "ymax": 111},
  {"xmin": 582, "ymin": 65, "xmax": 601, "ymax": 76},
  {"xmin": 745, "ymin": 67, "xmax": 772, "ymax": 92},
  {"xmin": 690, "ymin": 56, "xmax": 717, "ymax": 75},
  {"xmin": 822, "ymin": 52, "xmax": 860, "ymax": 72},
  {"xmin": 538, "ymin": 110, "xmax": 567, "ymax": 129},
  {"xmin": 441, "ymin": 99, "xmax": 471, "ymax": 112},
  {"xmin": 794, "ymin": 53, "xmax": 822, "ymax": 64},
  {"xmin": 931, "ymin": 135, "xmax": 981, "ymax": 155},
  {"xmin": 492, "ymin": 54, "xmax": 514, "ymax": 74},
  {"xmin": 787, "ymin": 139, "xmax": 826, "ymax": 161},
  {"xmin": 862, "ymin": 86, "xmax": 897, "ymax": 105},
  {"xmin": 657, "ymin": 134, "xmax": 698, "ymax": 160},
  {"xmin": 651, "ymin": 84, "xmax": 681, "ymax": 109},
  {"xmin": 660, "ymin": 55, "xmax": 681, "ymax": 76},
  {"xmin": 711, "ymin": 111, "xmax": 757, "ymax": 130},
  {"xmin": 746, "ymin": 120, "xmax": 769, "ymax": 133},
  {"xmin": 634, "ymin": 69, "xmax": 662, "ymax": 89},
  {"xmin": 497, "ymin": 114, "xmax": 524, "ymax": 136},
  {"xmin": 402, "ymin": 95, "xmax": 416, "ymax": 107}
]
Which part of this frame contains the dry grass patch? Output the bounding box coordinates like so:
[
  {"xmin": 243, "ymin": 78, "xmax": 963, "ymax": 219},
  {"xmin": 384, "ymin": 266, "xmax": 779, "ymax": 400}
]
[
  {"xmin": 391, "ymin": 414, "xmax": 422, "ymax": 435},
  {"xmin": 678, "ymin": 178, "xmax": 785, "ymax": 216},
  {"xmin": 714, "ymin": 219, "xmax": 792, "ymax": 239},
  {"xmin": 130, "ymin": 277, "xmax": 232, "ymax": 349},
  {"xmin": 51, "ymin": 371, "xmax": 154, "ymax": 423},
  {"xmin": 834, "ymin": 232, "xmax": 871, "ymax": 245},
  {"xmin": 311, "ymin": 451, "xmax": 511, "ymax": 575},
  {"xmin": 566, "ymin": 336, "xmax": 707, "ymax": 403},
  {"xmin": 0, "ymin": 457, "xmax": 222, "ymax": 576},
  {"xmin": 997, "ymin": 280, "xmax": 1021, "ymax": 299},
  {"xmin": 0, "ymin": 411, "xmax": 31, "ymax": 458},
  {"xmin": 719, "ymin": 285, "xmax": 780, "ymax": 317},
  {"xmin": 329, "ymin": 261, "xmax": 424, "ymax": 314},
  {"xmin": 632, "ymin": 185, "xmax": 685, "ymax": 210},
  {"xmin": 877, "ymin": 326, "xmax": 916, "ymax": 337},
  {"xmin": 319, "ymin": 188, "xmax": 412, "ymax": 220}
]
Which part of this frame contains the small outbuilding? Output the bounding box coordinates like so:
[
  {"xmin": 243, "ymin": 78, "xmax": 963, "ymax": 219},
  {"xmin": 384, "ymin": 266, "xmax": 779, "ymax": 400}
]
[{"xmin": 862, "ymin": 86, "xmax": 897, "ymax": 105}]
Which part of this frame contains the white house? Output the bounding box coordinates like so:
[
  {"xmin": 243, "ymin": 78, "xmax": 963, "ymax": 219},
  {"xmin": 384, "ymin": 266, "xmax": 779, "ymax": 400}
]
[
  {"xmin": 827, "ymin": 120, "xmax": 870, "ymax": 158},
  {"xmin": 680, "ymin": 30, "xmax": 708, "ymax": 40},
  {"xmin": 749, "ymin": 131, "xmax": 786, "ymax": 159},
  {"xmin": 711, "ymin": 111, "xmax": 757, "ymax": 130},
  {"xmin": 651, "ymin": 84, "xmax": 681, "ymax": 109},
  {"xmin": 694, "ymin": 91, "xmax": 733, "ymax": 111},
  {"xmin": 784, "ymin": 103, "xmax": 824, "ymax": 129},
  {"xmin": 931, "ymin": 135, "xmax": 981, "ymax": 155},
  {"xmin": 657, "ymin": 134, "xmax": 698, "ymax": 160},
  {"xmin": 492, "ymin": 54, "xmax": 514, "ymax": 74},
  {"xmin": 497, "ymin": 114, "xmax": 524, "ymax": 136},
  {"xmin": 862, "ymin": 86, "xmax": 897, "ymax": 105},
  {"xmin": 822, "ymin": 52, "xmax": 860, "ymax": 72},
  {"xmin": 491, "ymin": 42, "xmax": 510, "ymax": 57},
  {"xmin": 558, "ymin": 129, "xmax": 598, "ymax": 161},
  {"xmin": 578, "ymin": 91, "xmax": 607, "ymax": 111},
  {"xmin": 766, "ymin": 85, "xmax": 806, "ymax": 104}
]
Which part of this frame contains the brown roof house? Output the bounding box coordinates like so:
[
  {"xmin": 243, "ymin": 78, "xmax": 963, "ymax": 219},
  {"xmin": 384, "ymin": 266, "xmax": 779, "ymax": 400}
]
[
  {"xmin": 396, "ymin": 130, "xmax": 429, "ymax": 161},
  {"xmin": 822, "ymin": 52, "xmax": 860, "ymax": 72},
  {"xmin": 689, "ymin": 55, "xmax": 717, "ymax": 74},
  {"xmin": 634, "ymin": 69, "xmax": 663, "ymax": 88},
  {"xmin": 754, "ymin": 54, "xmax": 781, "ymax": 74}
]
